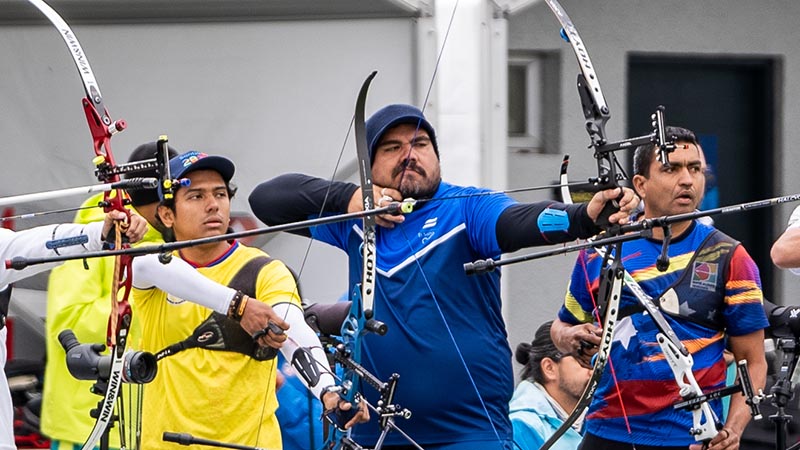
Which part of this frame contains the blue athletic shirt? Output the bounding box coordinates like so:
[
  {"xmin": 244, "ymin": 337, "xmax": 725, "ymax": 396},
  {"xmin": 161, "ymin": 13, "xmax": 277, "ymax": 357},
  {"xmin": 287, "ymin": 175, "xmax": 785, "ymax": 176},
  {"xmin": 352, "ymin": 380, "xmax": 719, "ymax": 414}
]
[
  {"xmin": 311, "ymin": 181, "xmax": 516, "ymax": 446},
  {"xmin": 557, "ymin": 221, "xmax": 768, "ymax": 446}
]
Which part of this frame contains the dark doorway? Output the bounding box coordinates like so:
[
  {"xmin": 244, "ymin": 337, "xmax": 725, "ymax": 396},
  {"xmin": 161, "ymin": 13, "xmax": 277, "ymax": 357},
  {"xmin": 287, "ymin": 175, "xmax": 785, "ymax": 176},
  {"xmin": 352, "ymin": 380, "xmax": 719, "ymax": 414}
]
[{"xmin": 627, "ymin": 55, "xmax": 777, "ymax": 301}]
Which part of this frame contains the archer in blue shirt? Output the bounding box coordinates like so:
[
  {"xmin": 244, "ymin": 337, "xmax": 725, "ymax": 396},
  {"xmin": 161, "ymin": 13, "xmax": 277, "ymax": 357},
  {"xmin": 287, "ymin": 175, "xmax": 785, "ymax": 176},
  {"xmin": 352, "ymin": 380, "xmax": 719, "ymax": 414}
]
[{"xmin": 249, "ymin": 104, "xmax": 638, "ymax": 450}]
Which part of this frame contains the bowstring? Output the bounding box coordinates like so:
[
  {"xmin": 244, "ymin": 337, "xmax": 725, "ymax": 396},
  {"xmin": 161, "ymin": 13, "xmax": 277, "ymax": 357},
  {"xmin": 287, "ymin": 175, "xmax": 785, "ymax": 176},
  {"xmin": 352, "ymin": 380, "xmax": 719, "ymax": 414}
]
[
  {"xmin": 388, "ymin": 0, "xmax": 506, "ymax": 444},
  {"xmin": 577, "ymin": 246, "xmax": 634, "ymax": 439},
  {"xmin": 267, "ymin": 1, "xmax": 463, "ymax": 445},
  {"xmin": 395, "ymin": 224, "xmax": 503, "ymax": 441},
  {"xmin": 253, "ymin": 114, "xmax": 357, "ymax": 447},
  {"xmin": 396, "ymin": 0, "xmax": 459, "ymax": 191},
  {"xmin": 564, "ymin": 155, "xmax": 634, "ymax": 442},
  {"xmin": 112, "ymin": 219, "xmax": 138, "ymax": 448}
]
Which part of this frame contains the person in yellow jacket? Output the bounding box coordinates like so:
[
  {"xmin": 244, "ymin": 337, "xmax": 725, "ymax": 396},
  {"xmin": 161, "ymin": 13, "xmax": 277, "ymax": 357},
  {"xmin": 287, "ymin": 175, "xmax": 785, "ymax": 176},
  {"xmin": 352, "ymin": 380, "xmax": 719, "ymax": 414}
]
[{"xmin": 41, "ymin": 142, "xmax": 177, "ymax": 450}]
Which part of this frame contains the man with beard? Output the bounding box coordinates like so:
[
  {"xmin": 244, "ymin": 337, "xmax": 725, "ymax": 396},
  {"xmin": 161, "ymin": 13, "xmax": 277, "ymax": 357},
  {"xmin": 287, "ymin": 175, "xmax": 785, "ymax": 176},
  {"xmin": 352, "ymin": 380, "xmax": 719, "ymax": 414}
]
[
  {"xmin": 510, "ymin": 320, "xmax": 591, "ymax": 450},
  {"xmin": 248, "ymin": 104, "xmax": 638, "ymax": 449},
  {"xmin": 552, "ymin": 126, "xmax": 767, "ymax": 450}
]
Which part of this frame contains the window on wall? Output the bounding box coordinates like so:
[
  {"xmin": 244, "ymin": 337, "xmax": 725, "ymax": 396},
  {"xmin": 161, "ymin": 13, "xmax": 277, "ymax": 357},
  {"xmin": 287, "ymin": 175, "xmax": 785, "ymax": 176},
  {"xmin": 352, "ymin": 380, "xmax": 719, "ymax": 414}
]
[{"xmin": 508, "ymin": 51, "xmax": 560, "ymax": 154}]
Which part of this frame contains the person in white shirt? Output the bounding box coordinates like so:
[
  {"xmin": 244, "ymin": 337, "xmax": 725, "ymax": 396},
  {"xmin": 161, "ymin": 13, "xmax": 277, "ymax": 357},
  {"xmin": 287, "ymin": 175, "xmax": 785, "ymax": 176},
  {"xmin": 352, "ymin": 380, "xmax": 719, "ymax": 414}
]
[
  {"xmin": 0, "ymin": 211, "xmax": 145, "ymax": 449},
  {"xmin": 771, "ymin": 205, "xmax": 800, "ymax": 274}
]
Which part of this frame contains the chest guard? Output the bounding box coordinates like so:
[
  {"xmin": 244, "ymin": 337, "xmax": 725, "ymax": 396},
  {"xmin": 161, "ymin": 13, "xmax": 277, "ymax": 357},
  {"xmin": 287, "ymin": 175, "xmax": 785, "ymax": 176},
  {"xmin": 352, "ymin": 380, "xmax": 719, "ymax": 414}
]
[
  {"xmin": 619, "ymin": 229, "xmax": 740, "ymax": 331},
  {"xmin": 156, "ymin": 256, "xmax": 278, "ymax": 361},
  {"xmin": 662, "ymin": 229, "xmax": 739, "ymax": 331}
]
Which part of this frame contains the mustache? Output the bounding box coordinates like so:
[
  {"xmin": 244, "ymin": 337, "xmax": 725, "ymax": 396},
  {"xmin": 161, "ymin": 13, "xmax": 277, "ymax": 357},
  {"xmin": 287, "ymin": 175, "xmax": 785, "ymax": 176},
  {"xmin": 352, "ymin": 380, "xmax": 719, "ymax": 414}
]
[{"xmin": 392, "ymin": 160, "xmax": 426, "ymax": 178}]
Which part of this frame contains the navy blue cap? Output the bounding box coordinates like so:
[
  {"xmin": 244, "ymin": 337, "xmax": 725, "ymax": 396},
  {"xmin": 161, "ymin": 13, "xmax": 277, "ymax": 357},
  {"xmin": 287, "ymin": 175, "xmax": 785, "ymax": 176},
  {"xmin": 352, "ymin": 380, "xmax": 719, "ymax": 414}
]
[
  {"xmin": 159, "ymin": 151, "xmax": 235, "ymax": 200},
  {"xmin": 365, "ymin": 104, "xmax": 438, "ymax": 162}
]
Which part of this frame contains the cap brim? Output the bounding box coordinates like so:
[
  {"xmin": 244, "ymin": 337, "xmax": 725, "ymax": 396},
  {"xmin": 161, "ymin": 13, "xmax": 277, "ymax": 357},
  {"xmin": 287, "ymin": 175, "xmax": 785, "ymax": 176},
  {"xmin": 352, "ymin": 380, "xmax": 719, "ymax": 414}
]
[{"xmin": 177, "ymin": 155, "xmax": 235, "ymax": 182}]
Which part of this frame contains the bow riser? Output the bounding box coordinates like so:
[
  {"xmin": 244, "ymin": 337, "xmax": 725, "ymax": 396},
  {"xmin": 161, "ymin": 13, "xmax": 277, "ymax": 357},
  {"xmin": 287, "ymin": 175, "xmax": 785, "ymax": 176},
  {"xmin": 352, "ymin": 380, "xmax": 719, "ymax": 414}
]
[
  {"xmin": 331, "ymin": 70, "xmax": 377, "ymax": 448},
  {"xmin": 26, "ymin": 1, "xmax": 135, "ymax": 448},
  {"xmin": 539, "ymin": 254, "xmax": 624, "ymax": 450},
  {"xmin": 82, "ymin": 99, "xmax": 129, "ymax": 217},
  {"xmin": 107, "ymin": 256, "xmax": 134, "ymax": 347},
  {"xmin": 84, "ymin": 101, "xmax": 127, "ymax": 180},
  {"xmin": 360, "ymin": 232, "xmax": 377, "ymax": 320},
  {"xmin": 538, "ymin": 1, "xmax": 626, "ymax": 446}
]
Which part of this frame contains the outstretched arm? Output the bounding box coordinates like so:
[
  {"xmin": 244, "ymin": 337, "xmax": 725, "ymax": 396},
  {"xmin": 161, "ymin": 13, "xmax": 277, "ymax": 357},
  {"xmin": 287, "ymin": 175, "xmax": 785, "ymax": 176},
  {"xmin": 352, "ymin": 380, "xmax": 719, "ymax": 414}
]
[
  {"xmin": 771, "ymin": 227, "xmax": 800, "ymax": 270},
  {"xmin": 0, "ymin": 221, "xmax": 104, "ymax": 286},
  {"xmin": 249, "ymin": 174, "xmax": 358, "ymax": 235},
  {"xmin": 495, "ymin": 202, "xmax": 597, "ymax": 252},
  {"xmin": 495, "ymin": 187, "xmax": 639, "ymax": 253},
  {"xmin": 772, "ymin": 205, "xmax": 800, "ymax": 272}
]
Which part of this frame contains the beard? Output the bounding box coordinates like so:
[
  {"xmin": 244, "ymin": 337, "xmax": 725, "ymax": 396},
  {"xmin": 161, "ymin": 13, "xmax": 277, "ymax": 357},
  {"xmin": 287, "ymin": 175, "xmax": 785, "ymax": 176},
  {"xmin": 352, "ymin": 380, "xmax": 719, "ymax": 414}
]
[
  {"xmin": 394, "ymin": 160, "xmax": 441, "ymax": 199},
  {"xmin": 559, "ymin": 374, "xmax": 588, "ymax": 403}
]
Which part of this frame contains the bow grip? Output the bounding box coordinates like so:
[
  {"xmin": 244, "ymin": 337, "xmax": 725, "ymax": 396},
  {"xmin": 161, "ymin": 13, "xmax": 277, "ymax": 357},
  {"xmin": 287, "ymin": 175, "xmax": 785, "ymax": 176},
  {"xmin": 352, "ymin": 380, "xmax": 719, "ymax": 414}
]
[
  {"xmin": 323, "ymin": 385, "xmax": 360, "ymax": 432},
  {"xmin": 102, "ymin": 212, "xmax": 132, "ymax": 249},
  {"xmin": 326, "ymin": 401, "xmax": 359, "ymax": 432},
  {"xmin": 595, "ymin": 192, "xmax": 622, "ymax": 230}
]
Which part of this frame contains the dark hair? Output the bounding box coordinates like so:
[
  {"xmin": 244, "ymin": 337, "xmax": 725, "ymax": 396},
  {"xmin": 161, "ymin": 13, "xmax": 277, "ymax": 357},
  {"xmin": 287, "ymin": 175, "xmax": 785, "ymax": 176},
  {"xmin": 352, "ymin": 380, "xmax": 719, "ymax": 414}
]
[
  {"xmin": 515, "ymin": 320, "xmax": 563, "ymax": 384},
  {"xmin": 632, "ymin": 126, "xmax": 700, "ymax": 178},
  {"xmin": 124, "ymin": 141, "xmax": 179, "ymax": 206}
]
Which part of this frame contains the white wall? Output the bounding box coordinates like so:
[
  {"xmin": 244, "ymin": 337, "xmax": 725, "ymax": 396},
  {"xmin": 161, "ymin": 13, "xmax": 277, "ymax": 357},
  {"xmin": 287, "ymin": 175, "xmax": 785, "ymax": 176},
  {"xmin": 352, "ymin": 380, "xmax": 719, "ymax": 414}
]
[{"xmin": 0, "ymin": 18, "xmax": 420, "ymax": 300}]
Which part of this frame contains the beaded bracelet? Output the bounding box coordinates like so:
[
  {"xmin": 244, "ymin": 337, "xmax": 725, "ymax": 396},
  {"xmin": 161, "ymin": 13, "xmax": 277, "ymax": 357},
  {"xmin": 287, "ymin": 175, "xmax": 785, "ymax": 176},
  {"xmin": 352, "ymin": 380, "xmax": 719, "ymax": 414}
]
[{"xmin": 227, "ymin": 290, "xmax": 247, "ymax": 321}]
